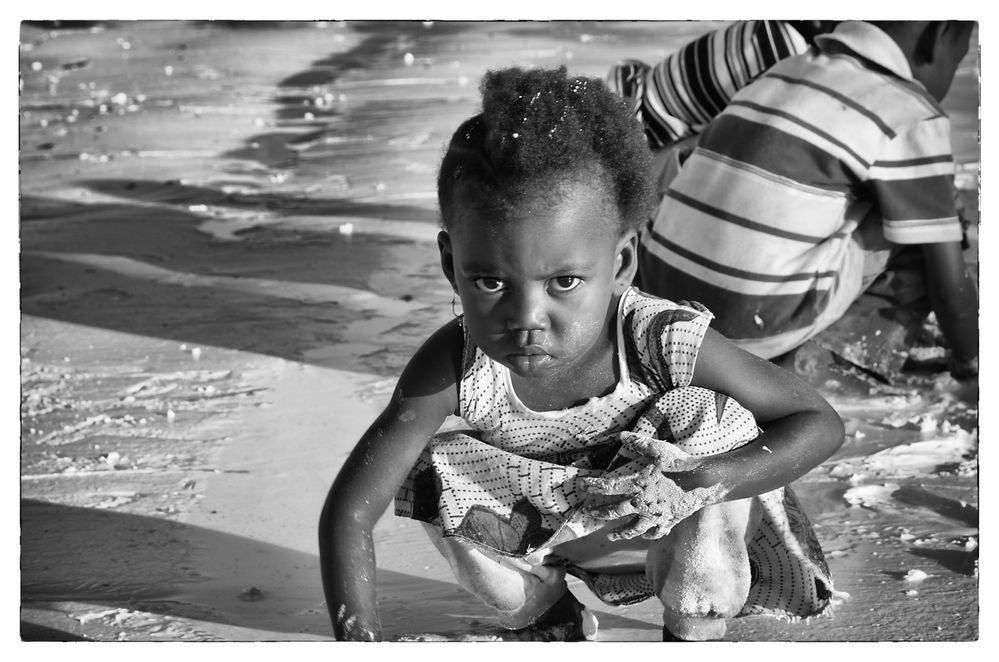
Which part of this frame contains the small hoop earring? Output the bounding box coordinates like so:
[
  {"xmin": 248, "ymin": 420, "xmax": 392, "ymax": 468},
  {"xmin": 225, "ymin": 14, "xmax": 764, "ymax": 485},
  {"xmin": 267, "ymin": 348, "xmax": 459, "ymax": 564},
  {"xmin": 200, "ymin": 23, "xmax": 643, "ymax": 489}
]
[{"xmin": 451, "ymin": 293, "xmax": 463, "ymax": 326}]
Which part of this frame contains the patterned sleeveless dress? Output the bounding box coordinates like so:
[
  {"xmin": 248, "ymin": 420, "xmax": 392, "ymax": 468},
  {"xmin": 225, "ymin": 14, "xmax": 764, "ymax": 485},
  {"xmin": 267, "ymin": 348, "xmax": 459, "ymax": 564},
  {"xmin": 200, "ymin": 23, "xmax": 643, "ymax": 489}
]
[{"xmin": 395, "ymin": 288, "xmax": 835, "ymax": 621}]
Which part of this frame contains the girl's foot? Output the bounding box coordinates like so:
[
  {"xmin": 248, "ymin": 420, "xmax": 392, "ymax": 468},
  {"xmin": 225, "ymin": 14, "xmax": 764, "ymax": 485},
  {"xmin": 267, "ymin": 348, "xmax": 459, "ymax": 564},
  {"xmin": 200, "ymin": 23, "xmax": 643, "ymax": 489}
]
[{"xmin": 501, "ymin": 591, "xmax": 598, "ymax": 641}]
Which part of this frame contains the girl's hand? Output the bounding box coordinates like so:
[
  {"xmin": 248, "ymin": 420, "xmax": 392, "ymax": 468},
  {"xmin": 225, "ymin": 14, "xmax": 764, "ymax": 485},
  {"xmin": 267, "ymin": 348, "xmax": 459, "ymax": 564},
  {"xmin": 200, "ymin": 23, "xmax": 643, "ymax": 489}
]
[
  {"xmin": 580, "ymin": 432, "xmax": 728, "ymax": 541},
  {"xmin": 334, "ymin": 605, "xmax": 379, "ymax": 641}
]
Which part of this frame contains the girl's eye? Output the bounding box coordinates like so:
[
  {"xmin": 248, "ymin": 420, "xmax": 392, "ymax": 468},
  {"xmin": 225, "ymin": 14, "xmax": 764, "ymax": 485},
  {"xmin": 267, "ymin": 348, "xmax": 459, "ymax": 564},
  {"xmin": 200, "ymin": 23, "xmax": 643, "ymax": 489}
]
[
  {"xmin": 473, "ymin": 277, "xmax": 505, "ymax": 293},
  {"xmin": 550, "ymin": 276, "xmax": 581, "ymax": 292}
]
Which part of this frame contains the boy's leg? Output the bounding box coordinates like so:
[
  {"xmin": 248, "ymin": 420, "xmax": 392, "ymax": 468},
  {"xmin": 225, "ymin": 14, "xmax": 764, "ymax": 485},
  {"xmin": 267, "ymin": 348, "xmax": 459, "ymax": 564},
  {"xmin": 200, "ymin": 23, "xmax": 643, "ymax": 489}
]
[
  {"xmin": 646, "ymin": 498, "xmax": 758, "ymax": 641},
  {"xmin": 422, "ymin": 523, "xmax": 594, "ymax": 638}
]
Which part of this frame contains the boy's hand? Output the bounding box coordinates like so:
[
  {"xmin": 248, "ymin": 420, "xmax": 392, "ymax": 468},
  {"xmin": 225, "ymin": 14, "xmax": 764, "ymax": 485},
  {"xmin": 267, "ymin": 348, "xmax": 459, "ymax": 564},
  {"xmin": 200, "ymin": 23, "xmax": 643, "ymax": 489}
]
[{"xmin": 580, "ymin": 432, "xmax": 728, "ymax": 541}]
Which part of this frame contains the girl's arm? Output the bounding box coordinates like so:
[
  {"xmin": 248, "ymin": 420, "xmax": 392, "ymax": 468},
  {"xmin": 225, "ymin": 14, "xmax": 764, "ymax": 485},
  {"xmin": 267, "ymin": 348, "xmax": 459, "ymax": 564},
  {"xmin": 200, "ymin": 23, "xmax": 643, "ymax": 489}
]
[
  {"xmin": 686, "ymin": 328, "xmax": 846, "ymax": 500},
  {"xmin": 318, "ymin": 319, "xmax": 462, "ymax": 640}
]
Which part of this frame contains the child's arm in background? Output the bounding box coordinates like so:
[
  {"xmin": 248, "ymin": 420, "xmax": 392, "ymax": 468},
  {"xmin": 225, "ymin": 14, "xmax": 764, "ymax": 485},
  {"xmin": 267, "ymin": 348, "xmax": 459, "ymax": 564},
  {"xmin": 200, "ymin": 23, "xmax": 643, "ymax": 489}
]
[
  {"xmin": 318, "ymin": 319, "xmax": 462, "ymax": 640},
  {"xmin": 921, "ymin": 240, "xmax": 979, "ymax": 378},
  {"xmin": 683, "ymin": 328, "xmax": 846, "ymax": 500}
]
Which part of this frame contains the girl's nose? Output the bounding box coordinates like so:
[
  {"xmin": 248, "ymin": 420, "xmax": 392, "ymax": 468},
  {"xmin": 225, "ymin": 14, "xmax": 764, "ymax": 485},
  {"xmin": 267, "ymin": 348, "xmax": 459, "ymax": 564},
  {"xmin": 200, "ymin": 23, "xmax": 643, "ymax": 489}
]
[{"xmin": 506, "ymin": 288, "xmax": 549, "ymax": 332}]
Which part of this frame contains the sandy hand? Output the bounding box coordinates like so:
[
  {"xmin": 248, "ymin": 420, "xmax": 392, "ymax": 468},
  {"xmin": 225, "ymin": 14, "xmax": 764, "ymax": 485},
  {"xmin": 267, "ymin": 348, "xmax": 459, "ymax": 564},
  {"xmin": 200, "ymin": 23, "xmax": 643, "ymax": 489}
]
[
  {"xmin": 335, "ymin": 604, "xmax": 378, "ymax": 641},
  {"xmin": 580, "ymin": 432, "xmax": 728, "ymax": 541}
]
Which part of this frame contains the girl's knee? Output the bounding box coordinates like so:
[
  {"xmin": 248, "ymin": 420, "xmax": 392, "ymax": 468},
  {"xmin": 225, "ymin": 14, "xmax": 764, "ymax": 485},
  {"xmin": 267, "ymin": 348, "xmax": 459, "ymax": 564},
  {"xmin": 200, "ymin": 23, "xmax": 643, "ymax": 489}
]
[
  {"xmin": 456, "ymin": 568, "xmax": 534, "ymax": 615},
  {"xmin": 494, "ymin": 576, "xmax": 569, "ymax": 629},
  {"xmin": 656, "ymin": 566, "xmax": 749, "ymax": 626},
  {"xmin": 427, "ymin": 529, "xmax": 567, "ymax": 623},
  {"xmin": 647, "ymin": 500, "xmax": 757, "ymax": 621},
  {"xmin": 648, "ymin": 500, "xmax": 755, "ymax": 569}
]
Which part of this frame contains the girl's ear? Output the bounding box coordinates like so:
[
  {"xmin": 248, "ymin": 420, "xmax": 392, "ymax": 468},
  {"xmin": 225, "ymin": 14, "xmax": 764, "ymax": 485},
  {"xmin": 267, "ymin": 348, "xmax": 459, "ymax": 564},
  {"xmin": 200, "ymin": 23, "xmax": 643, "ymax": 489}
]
[
  {"xmin": 438, "ymin": 230, "xmax": 458, "ymax": 292},
  {"xmin": 614, "ymin": 229, "xmax": 639, "ymax": 291}
]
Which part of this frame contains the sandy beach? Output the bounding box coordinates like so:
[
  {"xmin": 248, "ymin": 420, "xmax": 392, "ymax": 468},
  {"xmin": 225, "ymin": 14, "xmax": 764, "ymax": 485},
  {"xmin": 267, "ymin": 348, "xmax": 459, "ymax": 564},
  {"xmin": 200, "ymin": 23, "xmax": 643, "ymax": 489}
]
[{"xmin": 18, "ymin": 19, "xmax": 982, "ymax": 646}]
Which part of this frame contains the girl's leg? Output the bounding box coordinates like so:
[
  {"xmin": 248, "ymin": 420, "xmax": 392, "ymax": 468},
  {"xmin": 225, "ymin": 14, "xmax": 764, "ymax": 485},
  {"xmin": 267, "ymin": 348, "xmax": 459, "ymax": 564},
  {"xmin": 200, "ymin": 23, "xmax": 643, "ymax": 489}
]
[
  {"xmin": 646, "ymin": 498, "xmax": 759, "ymax": 641},
  {"xmin": 421, "ymin": 523, "xmax": 572, "ymax": 631}
]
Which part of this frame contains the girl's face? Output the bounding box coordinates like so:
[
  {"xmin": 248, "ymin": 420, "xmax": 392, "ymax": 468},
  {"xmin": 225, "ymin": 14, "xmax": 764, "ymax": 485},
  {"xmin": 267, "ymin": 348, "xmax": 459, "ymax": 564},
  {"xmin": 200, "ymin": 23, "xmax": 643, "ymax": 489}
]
[{"xmin": 440, "ymin": 175, "xmax": 637, "ymax": 384}]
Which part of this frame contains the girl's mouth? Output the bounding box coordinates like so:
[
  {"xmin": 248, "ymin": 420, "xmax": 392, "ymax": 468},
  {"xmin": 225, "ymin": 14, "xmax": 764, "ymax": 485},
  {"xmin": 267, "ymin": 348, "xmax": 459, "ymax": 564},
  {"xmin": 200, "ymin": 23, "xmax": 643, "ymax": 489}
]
[
  {"xmin": 507, "ymin": 345, "xmax": 553, "ymax": 373},
  {"xmin": 507, "ymin": 352, "xmax": 553, "ymax": 373},
  {"xmin": 515, "ymin": 343, "xmax": 548, "ymax": 355}
]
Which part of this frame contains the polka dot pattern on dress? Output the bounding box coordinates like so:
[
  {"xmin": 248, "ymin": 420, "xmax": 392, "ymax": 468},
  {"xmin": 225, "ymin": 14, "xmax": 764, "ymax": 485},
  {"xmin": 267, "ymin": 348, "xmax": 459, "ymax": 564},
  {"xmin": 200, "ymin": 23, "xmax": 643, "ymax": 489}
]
[{"xmin": 394, "ymin": 288, "xmax": 834, "ymax": 620}]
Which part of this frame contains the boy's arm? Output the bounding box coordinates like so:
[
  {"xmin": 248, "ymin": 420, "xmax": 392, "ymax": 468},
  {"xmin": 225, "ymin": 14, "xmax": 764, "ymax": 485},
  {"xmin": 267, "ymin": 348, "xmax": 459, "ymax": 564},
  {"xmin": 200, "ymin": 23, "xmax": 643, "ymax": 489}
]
[
  {"xmin": 685, "ymin": 328, "xmax": 846, "ymax": 500},
  {"xmin": 869, "ymin": 115, "xmax": 977, "ymax": 377},
  {"xmin": 921, "ymin": 240, "xmax": 979, "ymax": 376},
  {"xmin": 318, "ymin": 319, "xmax": 461, "ymax": 640}
]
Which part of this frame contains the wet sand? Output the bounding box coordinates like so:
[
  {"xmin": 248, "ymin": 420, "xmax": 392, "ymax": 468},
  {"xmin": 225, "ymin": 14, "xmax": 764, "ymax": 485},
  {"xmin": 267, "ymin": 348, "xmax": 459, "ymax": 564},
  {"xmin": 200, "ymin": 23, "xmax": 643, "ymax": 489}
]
[{"xmin": 18, "ymin": 20, "xmax": 982, "ymax": 646}]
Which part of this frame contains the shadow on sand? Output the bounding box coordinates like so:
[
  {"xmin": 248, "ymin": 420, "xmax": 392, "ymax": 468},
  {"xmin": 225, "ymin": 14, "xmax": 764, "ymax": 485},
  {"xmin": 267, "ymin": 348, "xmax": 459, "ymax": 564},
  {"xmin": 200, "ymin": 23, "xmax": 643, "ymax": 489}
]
[
  {"xmin": 21, "ymin": 188, "xmax": 444, "ymax": 374},
  {"xmin": 21, "ymin": 20, "xmax": 459, "ymax": 371},
  {"xmin": 20, "ymin": 499, "xmax": 492, "ymax": 641}
]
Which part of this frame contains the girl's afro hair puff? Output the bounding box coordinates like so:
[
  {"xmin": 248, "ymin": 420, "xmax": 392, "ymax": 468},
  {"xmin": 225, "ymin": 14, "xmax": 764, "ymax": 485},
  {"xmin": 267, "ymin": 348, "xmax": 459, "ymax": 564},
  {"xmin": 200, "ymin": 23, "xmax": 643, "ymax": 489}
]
[{"xmin": 439, "ymin": 66, "xmax": 655, "ymax": 232}]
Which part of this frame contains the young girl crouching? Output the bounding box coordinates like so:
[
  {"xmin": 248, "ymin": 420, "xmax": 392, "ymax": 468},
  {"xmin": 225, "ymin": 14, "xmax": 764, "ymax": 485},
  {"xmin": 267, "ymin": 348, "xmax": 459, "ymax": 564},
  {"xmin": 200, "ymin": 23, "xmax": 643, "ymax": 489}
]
[{"xmin": 319, "ymin": 66, "xmax": 845, "ymax": 642}]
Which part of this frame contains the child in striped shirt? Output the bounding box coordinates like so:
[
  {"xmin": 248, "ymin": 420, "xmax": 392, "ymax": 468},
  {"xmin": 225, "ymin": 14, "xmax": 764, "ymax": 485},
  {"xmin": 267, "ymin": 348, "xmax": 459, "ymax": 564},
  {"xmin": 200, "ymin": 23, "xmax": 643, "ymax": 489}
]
[
  {"xmin": 636, "ymin": 21, "xmax": 978, "ymax": 381},
  {"xmin": 606, "ymin": 20, "xmax": 837, "ymax": 205},
  {"xmin": 607, "ymin": 20, "xmax": 835, "ymax": 150}
]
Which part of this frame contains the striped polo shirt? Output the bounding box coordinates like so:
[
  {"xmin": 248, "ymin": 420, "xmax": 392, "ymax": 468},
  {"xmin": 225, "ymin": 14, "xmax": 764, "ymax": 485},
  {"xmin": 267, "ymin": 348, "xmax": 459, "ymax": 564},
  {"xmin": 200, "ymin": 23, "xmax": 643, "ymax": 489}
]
[
  {"xmin": 609, "ymin": 20, "xmax": 811, "ymax": 148},
  {"xmin": 639, "ymin": 21, "xmax": 963, "ymax": 358}
]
